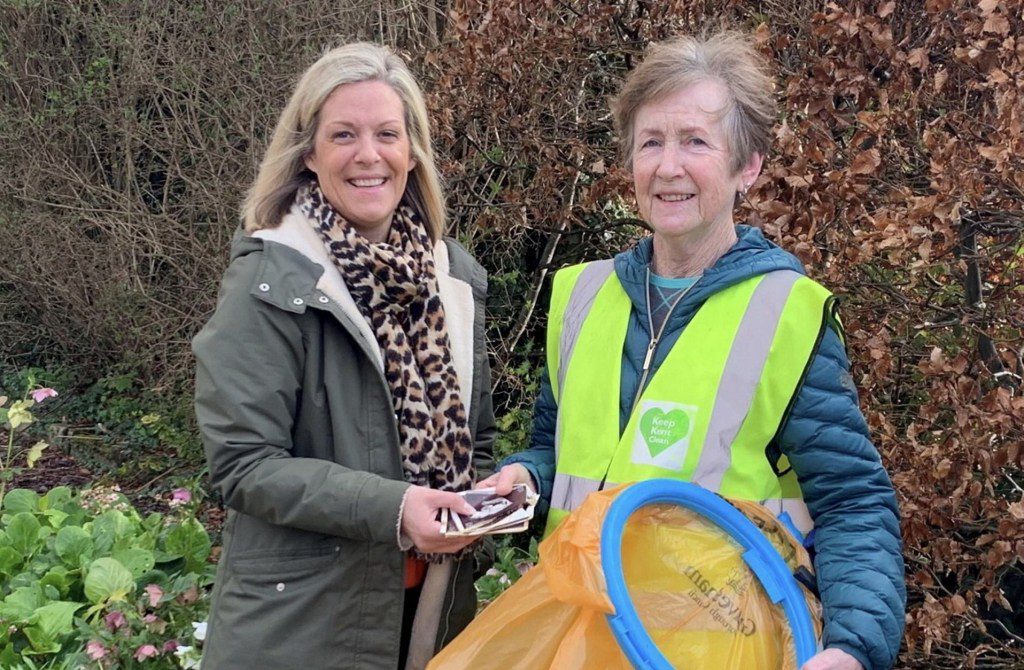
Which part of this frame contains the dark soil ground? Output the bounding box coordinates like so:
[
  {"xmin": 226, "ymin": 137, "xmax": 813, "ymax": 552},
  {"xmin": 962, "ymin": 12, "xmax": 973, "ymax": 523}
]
[
  {"xmin": 4, "ymin": 435, "xmax": 225, "ymax": 540},
  {"xmin": 9, "ymin": 449, "xmax": 93, "ymax": 493}
]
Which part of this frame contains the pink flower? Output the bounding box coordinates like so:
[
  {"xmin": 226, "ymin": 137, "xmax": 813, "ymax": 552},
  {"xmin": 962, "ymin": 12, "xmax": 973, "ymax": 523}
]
[
  {"xmin": 145, "ymin": 584, "xmax": 164, "ymax": 607},
  {"xmin": 142, "ymin": 612, "xmax": 167, "ymax": 634},
  {"xmin": 169, "ymin": 488, "xmax": 192, "ymax": 507},
  {"xmin": 134, "ymin": 644, "xmax": 159, "ymax": 661},
  {"xmin": 104, "ymin": 610, "xmax": 127, "ymax": 631},
  {"xmin": 162, "ymin": 639, "xmax": 180, "ymax": 653},
  {"xmin": 86, "ymin": 640, "xmax": 108, "ymax": 660},
  {"xmin": 29, "ymin": 388, "xmax": 57, "ymax": 403}
]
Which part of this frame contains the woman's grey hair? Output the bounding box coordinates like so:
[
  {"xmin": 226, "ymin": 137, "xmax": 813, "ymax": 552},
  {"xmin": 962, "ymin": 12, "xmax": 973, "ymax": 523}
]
[
  {"xmin": 612, "ymin": 31, "xmax": 776, "ymax": 174},
  {"xmin": 242, "ymin": 42, "xmax": 446, "ymax": 241}
]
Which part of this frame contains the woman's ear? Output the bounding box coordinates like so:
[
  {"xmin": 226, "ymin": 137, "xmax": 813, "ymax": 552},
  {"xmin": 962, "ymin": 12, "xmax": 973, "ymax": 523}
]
[
  {"xmin": 304, "ymin": 151, "xmax": 317, "ymax": 174},
  {"xmin": 740, "ymin": 152, "xmax": 764, "ymax": 190}
]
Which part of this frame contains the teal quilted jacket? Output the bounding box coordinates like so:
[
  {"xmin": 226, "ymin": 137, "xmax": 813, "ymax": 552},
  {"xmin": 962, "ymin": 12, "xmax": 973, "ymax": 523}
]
[{"xmin": 506, "ymin": 226, "xmax": 906, "ymax": 669}]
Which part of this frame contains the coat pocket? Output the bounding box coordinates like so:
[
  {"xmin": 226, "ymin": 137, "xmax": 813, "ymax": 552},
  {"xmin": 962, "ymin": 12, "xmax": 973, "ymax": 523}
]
[{"xmin": 204, "ymin": 547, "xmax": 348, "ymax": 669}]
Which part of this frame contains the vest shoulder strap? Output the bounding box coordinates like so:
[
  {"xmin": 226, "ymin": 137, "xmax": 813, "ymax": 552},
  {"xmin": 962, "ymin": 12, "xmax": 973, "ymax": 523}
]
[{"xmin": 547, "ymin": 259, "xmax": 616, "ymax": 402}]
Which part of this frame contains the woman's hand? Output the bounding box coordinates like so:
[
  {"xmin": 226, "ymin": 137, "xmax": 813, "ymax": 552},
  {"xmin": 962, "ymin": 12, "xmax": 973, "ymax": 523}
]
[
  {"xmin": 474, "ymin": 463, "xmax": 536, "ymax": 495},
  {"xmin": 801, "ymin": 649, "xmax": 864, "ymax": 670},
  {"xmin": 400, "ymin": 486, "xmax": 477, "ymax": 554}
]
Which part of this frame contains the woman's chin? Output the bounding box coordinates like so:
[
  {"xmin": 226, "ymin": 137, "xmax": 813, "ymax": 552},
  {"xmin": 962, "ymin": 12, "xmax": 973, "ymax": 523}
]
[{"xmin": 649, "ymin": 219, "xmax": 726, "ymax": 243}]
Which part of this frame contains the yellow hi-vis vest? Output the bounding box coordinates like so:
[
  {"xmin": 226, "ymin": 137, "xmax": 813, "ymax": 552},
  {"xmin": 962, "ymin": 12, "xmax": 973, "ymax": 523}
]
[{"xmin": 543, "ymin": 260, "xmax": 837, "ymax": 537}]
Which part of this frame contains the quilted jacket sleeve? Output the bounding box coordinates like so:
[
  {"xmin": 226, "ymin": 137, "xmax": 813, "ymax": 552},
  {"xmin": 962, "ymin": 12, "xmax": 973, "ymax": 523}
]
[
  {"xmin": 780, "ymin": 326, "xmax": 906, "ymax": 670},
  {"xmin": 501, "ymin": 367, "xmax": 558, "ymax": 513}
]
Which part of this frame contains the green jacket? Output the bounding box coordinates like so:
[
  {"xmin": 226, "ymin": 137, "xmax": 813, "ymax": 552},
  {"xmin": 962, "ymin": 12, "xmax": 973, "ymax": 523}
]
[{"xmin": 193, "ymin": 210, "xmax": 496, "ymax": 669}]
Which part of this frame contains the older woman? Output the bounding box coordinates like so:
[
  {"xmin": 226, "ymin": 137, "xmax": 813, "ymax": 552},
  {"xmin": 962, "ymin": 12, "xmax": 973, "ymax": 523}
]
[
  {"xmin": 480, "ymin": 32, "xmax": 905, "ymax": 670},
  {"xmin": 193, "ymin": 43, "xmax": 494, "ymax": 670}
]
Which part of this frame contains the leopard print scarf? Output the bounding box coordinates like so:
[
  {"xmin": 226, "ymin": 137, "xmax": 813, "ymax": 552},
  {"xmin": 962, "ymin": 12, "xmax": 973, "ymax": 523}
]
[{"xmin": 299, "ymin": 182, "xmax": 474, "ymax": 499}]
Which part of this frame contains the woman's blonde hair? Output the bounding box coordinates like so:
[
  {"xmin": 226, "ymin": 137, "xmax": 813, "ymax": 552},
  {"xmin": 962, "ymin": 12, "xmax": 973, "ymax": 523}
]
[
  {"xmin": 242, "ymin": 42, "xmax": 446, "ymax": 241},
  {"xmin": 612, "ymin": 31, "xmax": 775, "ymax": 174}
]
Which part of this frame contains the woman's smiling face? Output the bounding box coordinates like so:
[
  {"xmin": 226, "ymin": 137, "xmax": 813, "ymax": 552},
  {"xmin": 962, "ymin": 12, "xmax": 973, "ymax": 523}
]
[
  {"xmin": 304, "ymin": 80, "xmax": 416, "ymax": 242},
  {"xmin": 631, "ymin": 78, "xmax": 761, "ymax": 244}
]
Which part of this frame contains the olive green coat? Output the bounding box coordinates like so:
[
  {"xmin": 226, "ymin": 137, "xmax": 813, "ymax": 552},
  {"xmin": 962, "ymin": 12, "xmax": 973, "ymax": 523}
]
[{"xmin": 193, "ymin": 211, "xmax": 495, "ymax": 669}]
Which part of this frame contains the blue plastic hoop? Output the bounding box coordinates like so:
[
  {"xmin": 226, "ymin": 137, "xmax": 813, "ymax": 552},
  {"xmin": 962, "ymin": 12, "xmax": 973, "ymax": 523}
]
[{"xmin": 599, "ymin": 480, "xmax": 818, "ymax": 669}]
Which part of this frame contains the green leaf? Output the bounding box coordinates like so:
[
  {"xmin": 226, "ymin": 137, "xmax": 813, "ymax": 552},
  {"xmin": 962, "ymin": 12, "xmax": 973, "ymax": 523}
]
[
  {"xmin": 3, "ymin": 489, "xmax": 39, "ymax": 514},
  {"xmin": 0, "ymin": 644, "xmax": 19, "ymax": 669},
  {"xmin": 112, "ymin": 547, "xmax": 155, "ymax": 579},
  {"xmin": 22, "ymin": 628, "xmax": 60, "ymax": 655},
  {"xmin": 105, "ymin": 374, "xmax": 133, "ymax": 393},
  {"xmin": 89, "ymin": 510, "xmax": 133, "ymax": 554},
  {"xmin": 0, "ymin": 546, "xmax": 22, "ymax": 575},
  {"xmin": 7, "ymin": 512, "xmax": 41, "ymax": 556},
  {"xmin": 6, "ymin": 399, "xmax": 34, "ymax": 430},
  {"xmin": 23, "ymin": 601, "xmax": 82, "ymax": 654},
  {"xmin": 24, "ymin": 441, "xmax": 47, "ymax": 468},
  {"xmin": 139, "ymin": 568, "xmax": 170, "ymax": 587},
  {"xmin": 39, "ymin": 566, "xmax": 70, "ymax": 597},
  {"xmin": 39, "ymin": 486, "xmax": 72, "ymax": 512},
  {"xmin": 0, "ymin": 585, "xmax": 44, "ymax": 621},
  {"xmin": 54, "ymin": 526, "xmax": 92, "ymax": 566},
  {"xmin": 163, "ymin": 518, "xmax": 211, "ymax": 572},
  {"xmin": 41, "ymin": 508, "xmax": 68, "ymax": 529},
  {"xmin": 142, "ymin": 512, "xmax": 165, "ymax": 532},
  {"xmin": 83, "ymin": 557, "xmax": 135, "ymax": 604}
]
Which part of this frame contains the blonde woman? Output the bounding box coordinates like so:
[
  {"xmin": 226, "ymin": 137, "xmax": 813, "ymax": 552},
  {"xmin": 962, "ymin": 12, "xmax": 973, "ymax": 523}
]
[{"xmin": 193, "ymin": 43, "xmax": 494, "ymax": 670}]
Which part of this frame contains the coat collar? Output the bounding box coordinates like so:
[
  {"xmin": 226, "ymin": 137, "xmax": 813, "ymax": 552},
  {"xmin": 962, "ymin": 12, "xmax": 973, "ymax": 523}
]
[
  {"xmin": 613, "ymin": 225, "xmax": 807, "ymax": 321},
  {"xmin": 245, "ymin": 207, "xmax": 477, "ymax": 415}
]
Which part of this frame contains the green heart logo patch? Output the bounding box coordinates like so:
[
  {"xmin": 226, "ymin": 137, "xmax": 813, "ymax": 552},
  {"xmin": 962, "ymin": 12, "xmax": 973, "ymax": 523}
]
[{"xmin": 639, "ymin": 408, "xmax": 690, "ymax": 456}]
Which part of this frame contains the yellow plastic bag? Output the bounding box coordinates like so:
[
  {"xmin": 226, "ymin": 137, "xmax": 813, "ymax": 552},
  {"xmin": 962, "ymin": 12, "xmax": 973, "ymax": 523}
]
[{"xmin": 429, "ymin": 484, "xmax": 821, "ymax": 670}]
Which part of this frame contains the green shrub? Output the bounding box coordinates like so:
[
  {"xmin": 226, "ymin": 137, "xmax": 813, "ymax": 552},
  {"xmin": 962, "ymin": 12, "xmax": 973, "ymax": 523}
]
[
  {"xmin": 0, "ymin": 486, "xmax": 211, "ymax": 668},
  {"xmin": 475, "ymin": 535, "xmax": 539, "ymax": 608}
]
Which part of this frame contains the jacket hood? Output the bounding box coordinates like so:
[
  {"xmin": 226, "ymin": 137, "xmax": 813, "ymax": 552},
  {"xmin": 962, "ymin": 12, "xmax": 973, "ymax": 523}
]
[
  {"xmin": 221, "ymin": 209, "xmax": 479, "ymax": 411},
  {"xmin": 615, "ymin": 225, "xmax": 805, "ymax": 307},
  {"xmin": 614, "ymin": 225, "xmax": 806, "ymax": 334}
]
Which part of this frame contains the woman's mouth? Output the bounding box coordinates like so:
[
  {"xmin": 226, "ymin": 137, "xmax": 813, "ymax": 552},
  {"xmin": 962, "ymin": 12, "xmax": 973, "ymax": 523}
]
[
  {"xmin": 349, "ymin": 177, "xmax": 388, "ymax": 188},
  {"xmin": 657, "ymin": 193, "xmax": 695, "ymax": 202}
]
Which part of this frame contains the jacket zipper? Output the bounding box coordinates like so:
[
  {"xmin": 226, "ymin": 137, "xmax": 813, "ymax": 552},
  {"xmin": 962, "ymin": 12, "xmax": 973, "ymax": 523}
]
[
  {"xmin": 599, "ymin": 268, "xmax": 698, "ymax": 488},
  {"xmin": 627, "ymin": 268, "xmax": 699, "ymax": 416},
  {"xmin": 439, "ymin": 560, "xmax": 460, "ymax": 646}
]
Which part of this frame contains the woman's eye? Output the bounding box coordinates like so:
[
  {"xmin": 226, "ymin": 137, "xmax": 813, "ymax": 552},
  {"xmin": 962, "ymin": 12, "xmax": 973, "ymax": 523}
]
[
  {"xmin": 640, "ymin": 138, "xmax": 661, "ymax": 149},
  {"xmin": 688, "ymin": 137, "xmax": 707, "ymax": 147},
  {"xmin": 332, "ymin": 131, "xmax": 353, "ymax": 140}
]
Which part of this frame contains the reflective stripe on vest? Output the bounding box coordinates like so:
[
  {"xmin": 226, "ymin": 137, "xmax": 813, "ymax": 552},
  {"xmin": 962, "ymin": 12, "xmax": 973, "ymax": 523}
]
[{"xmin": 544, "ymin": 264, "xmax": 831, "ymax": 537}]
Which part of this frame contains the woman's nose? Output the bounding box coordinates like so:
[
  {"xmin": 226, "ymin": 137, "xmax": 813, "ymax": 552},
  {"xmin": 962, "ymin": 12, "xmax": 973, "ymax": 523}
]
[
  {"xmin": 354, "ymin": 137, "xmax": 381, "ymax": 164},
  {"xmin": 654, "ymin": 145, "xmax": 686, "ymax": 180}
]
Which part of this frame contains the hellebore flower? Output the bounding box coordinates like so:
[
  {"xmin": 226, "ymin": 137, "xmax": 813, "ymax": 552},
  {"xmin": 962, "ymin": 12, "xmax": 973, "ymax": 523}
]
[
  {"xmin": 134, "ymin": 644, "xmax": 159, "ymax": 661},
  {"xmin": 29, "ymin": 388, "xmax": 58, "ymax": 403},
  {"xmin": 86, "ymin": 640, "xmax": 108, "ymax": 660},
  {"xmin": 169, "ymin": 488, "xmax": 192, "ymax": 507},
  {"xmin": 145, "ymin": 583, "xmax": 164, "ymax": 607},
  {"xmin": 104, "ymin": 610, "xmax": 127, "ymax": 632}
]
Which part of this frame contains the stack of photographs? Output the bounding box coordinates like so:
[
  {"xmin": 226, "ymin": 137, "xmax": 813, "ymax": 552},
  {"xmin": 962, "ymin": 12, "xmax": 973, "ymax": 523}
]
[{"xmin": 441, "ymin": 484, "xmax": 539, "ymax": 537}]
